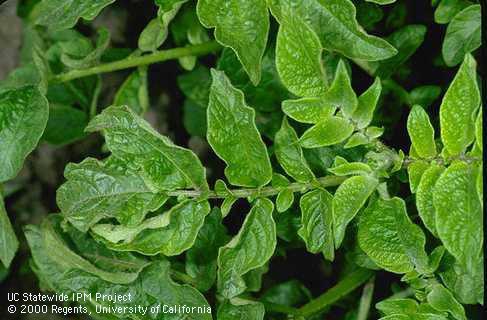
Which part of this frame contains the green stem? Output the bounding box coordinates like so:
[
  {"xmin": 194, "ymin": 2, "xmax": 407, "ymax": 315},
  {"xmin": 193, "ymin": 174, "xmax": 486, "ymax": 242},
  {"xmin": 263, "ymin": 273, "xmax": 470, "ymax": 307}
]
[
  {"xmin": 298, "ymin": 268, "xmax": 374, "ymax": 317},
  {"xmin": 52, "ymin": 41, "xmax": 222, "ymax": 83},
  {"xmin": 262, "ymin": 301, "xmax": 302, "ymax": 316},
  {"xmin": 170, "ymin": 269, "xmax": 198, "ymax": 286},
  {"xmin": 357, "ymin": 277, "xmax": 375, "ymax": 320},
  {"xmin": 166, "ymin": 176, "xmax": 347, "ymax": 199}
]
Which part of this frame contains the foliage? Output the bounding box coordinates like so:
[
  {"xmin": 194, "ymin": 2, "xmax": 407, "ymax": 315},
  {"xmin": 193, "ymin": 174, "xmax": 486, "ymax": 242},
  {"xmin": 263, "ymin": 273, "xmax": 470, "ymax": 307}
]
[{"xmin": 0, "ymin": 0, "xmax": 482, "ymax": 319}]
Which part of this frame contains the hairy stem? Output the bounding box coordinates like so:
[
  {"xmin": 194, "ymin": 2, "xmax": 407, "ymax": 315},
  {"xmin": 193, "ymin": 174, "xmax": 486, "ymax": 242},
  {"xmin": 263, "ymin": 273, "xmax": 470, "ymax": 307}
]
[
  {"xmin": 298, "ymin": 268, "xmax": 374, "ymax": 317},
  {"xmin": 166, "ymin": 176, "xmax": 347, "ymax": 199},
  {"xmin": 52, "ymin": 41, "xmax": 222, "ymax": 83}
]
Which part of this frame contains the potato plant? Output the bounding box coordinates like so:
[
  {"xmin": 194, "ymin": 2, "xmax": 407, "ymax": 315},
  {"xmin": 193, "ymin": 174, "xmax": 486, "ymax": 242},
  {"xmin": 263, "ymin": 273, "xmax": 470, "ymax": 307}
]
[{"xmin": 0, "ymin": 0, "xmax": 483, "ymax": 319}]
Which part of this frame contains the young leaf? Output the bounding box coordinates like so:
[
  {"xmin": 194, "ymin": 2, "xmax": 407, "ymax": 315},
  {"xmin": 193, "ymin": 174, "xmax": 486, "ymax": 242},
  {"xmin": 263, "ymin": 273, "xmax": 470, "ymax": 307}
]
[
  {"xmin": 298, "ymin": 189, "xmax": 334, "ymax": 261},
  {"xmin": 186, "ymin": 209, "xmax": 229, "ymax": 292},
  {"xmin": 407, "ymin": 160, "xmax": 430, "ymax": 193},
  {"xmin": 427, "ymin": 284, "xmax": 466, "ymax": 320},
  {"xmin": 282, "ymin": 97, "xmax": 334, "ymax": 124},
  {"xmin": 409, "ymin": 85, "xmax": 442, "ymax": 108},
  {"xmin": 416, "ymin": 163, "xmax": 445, "ymax": 237},
  {"xmin": 217, "ymin": 198, "xmax": 276, "ymax": 299},
  {"xmin": 0, "ymin": 197, "xmax": 18, "ymax": 268},
  {"xmin": 0, "ymin": 86, "xmax": 49, "ymax": 182},
  {"xmin": 207, "ymin": 69, "xmax": 272, "ymax": 187},
  {"xmin": 433, "ymin": 162, "xmax": 482, "ymax": 271},
  {"xmin": 376, "ymin": 298, "xmax": 419, "ymax": 316},
  {"xmin": 274, "ymin": 10, "xmax": 326, "ymax": 97},
  {"xmin": 61, "ymin": 28, "xmax": 110, "ymax": 69},
  {"xmin": 96, "ymin": 199, "xmax": 210, "ymax": 256},
  {"xmin": 217, "ymin": 298, "xmax": 265, "ymax": 320},
  {"xmin": 328, "ymin": 162, "xmax": 373, "ymax": 176},
  {"xmin": 324, "ymin": 60, "xmax": 358, "ymax": 118},
  {"xmin": 32, "ymin": 0, "xmax": 116, "ymax": 30},
  {"xmin": 442, "ymin": 5, "xmax": 481, "ymax": 66},
  {"xmin": 86, "ymin": 105, "xmax": 209, "ymax": 191},
  {"xmin": 275, "ymin": 117, "xmax": 315, "ymax": 183},
  {"xmin": 57, "ymin": 157, "xmax": 166, "ymax": 232},
  {"xmin": 269, "ymin": 0, "xmax": 397, "ymax": 61},
  {"xmin": 276, "ymin": 190, "xmax": 294, "ymax": 213},
  {"xmin": 407, "ymin": 105, "xmax": 437, "ymax": 158},
  {"xmin": 352, "ymin": 77, "xmax": 382, "ymax": 129},
  {"xmin": 333, "ymin": 175, "xmax": 378, "ymax": 248},
  {"xmin": 300, "ymin": 116, "xmax": 354, "ymax": 148},
  {"xmin": 197, "ymin": 0, "xmax": 269, "ymax": 84},
  {"xmin": 358, "ymin": 197, "xmax": 429, "ymax": 274}
]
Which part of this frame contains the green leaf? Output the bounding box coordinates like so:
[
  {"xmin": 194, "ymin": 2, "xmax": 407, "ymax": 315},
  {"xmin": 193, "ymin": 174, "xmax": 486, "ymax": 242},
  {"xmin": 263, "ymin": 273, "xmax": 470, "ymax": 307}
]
[
  {"xmin": 352, "ymin": 77, "xmax": 382, "ymax": 129},
  {"xmin": 32, "ymin": 0, "xmax": 116, "ymax": 30},
  {"xmin": 433, "ymin": 162, "xmax": 482, "ymax": 271},
  {"xmin": 214, "ymin": 180, "xmax": 237, "ymax": 218},
  {"xmin": 93, "ymin": 199, "xmax": 210, "ymax": 256},
  {"xmin": 57, "ymin": 157, "xmax": 166, "ymax": 232},
  {"xmin": 42, "ymin": 105, "xmax": 88, "ymax": 146},
  {"xmin": 261, "ymin": 279, "xmax": 311, "ymax": 306},
  {"xmin": 300, "ymin": 116, "xmax": 354, "ymax": 148},
  {"xmin": 269, "ymin": 0, "xmax": 397, "ymax": 61},
  {"xmin": 86, "ymin": 105, "xmax": 209, "ymax": 191},
  {"xmin": 358, "ymin": 197, "xmax": 429, "ymax": 274},
  {"xmin": 298, "ymin": 189, "xmax": 334, "ymax": 261},
  {"xmin": 366, "ymin": 0, "xmax": 396, "ymax": 4},
  {"xmin": 427, "ymin": 284, "xmax": 466, "ymax": 320},
  {"xmin": 207, "ymin": 69, "xmax": 272, "ymax": 187},
  {"xmin": 333, "ymin": 175, "xmax": 378, "ymax": 248},
  {"xmin": 274, "ymin": 9, "xmax": 326, "ymax": 97},
  {"xmin": 275, "ymin": 117, "xmax": 315, "ymax": 183},
  {"xmin": 282, "ymin": 97, "xmax": 335, "ymax": 124},
  {"xmin": 325, "ymin": 60, "xmax": 358, "ymax": 118},
  {"xmin": 434, "ymin": 0, "xmax": 472, "ymax": 24},
  {"xmin": 183, "ymin": 99, "xmax": 207, "ymax": 137},
  {"xmin": 416, "ymin": 163, "xmax": 445, "ymax": 237},
  {"xmin": 28, "ymin": 215, "xmax": 144, "ymax": 284},
  {"xmin": 475, "ymin": 109, "xmax": 482, "ymax": 151},
  {"xmin": 407, "ymin": 160, "xmax": 430, "ymax": 193},
  {"xmin": 197, "ymin": 0, "xmax": 269, "ymax": 84},
  {"xmin": 407, "ymin": 105, "xmax": 437, "ymax": 158},
  {"xmin": 409, "ymin": 85, "xmax": 442, "ymax": 108},
  {"xmin": 0, "ymin": 86, "xmax": 49, "ymax": 182},
  {"xmin": 61, "ymin": 28, "xmax": 110, "ymax": 69},
  {"xmin": 217, "ymin": 298, "xmax": 265, "ymax": 320},
  {"xmin": 276, "ymin": 190, "xmax": 294, "ymax": 213},
  {"xmin": 345, "ymin": 132, "xmax": 370, "ymax": 148},
  {"xmin": 328, "ymin": 162, "xmax": 373, "ymax": 176},
  {"xmin": 440, "ymin": 57, "xmax": 481, "ymax": 157},
  {"xmin": 186, "ymin": 208, "xmax": 229, "ymax": 292},
  {"xmin": 442, "ymin": 5, "xmax": 481, "ymax": 66},
  {"xmin": 0, "ymin": 197, "xmax": 18, "ymax": 268},
  {"xmin": 217, "ymin": 198, "xmax": 276, "ymax": 298},
  {"xmin": 177, "ymin": 65, "xmax": 212, "ymax": 108},
  {"xmin": 376, "ymin": 298, "xmax": 419, "ymax": 316},
  {"xmin": 375, "ymin": 25, "xmax": 427, "ymax": 78},
  {"xmin": 113, "ymin": 67, "xmax": 149, "ymax": 114}
]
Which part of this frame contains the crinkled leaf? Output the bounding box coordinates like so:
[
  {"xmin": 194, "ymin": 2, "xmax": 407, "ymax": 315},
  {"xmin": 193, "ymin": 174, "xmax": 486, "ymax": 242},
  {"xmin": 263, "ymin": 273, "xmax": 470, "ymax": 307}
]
[
  {"xmin": 197, "ymin": 0, "xmax": 269, "ymax": 84},
  {"xmin": 416, "ymin": 163, "xmax": 444, "ymax": 237},
  {"xmin": 433, "ymin": 162, "xmax": 482, "ymax": 271},
  {"xmin": 57, "ymin": 157, "xmax": 166, "ymax": 232},
  {"xmin": 33, "ymin": 0, "xmax": 116, "ymax": 30},
  {"xmin": 0, "ymin": 86, "xmax": 49, "ymax": 182},
  {"xmin": 217, "ymin": 198, "xmax": 276, "ymax": 298},
  {"xmin": 300, "ymin": 116, "xmax": 354, "ymax": 148},
  {"xmin": 407, "ymin": 105, "xmax": 437, "ymax": 158},
  {"xmin": 186, "ymin": 209, "xmax": 229, "ymax": 292},
  {"xmin": 86, "ymin": 105, "xmax": 209, "ymax": 191},
  {"xmin": 275, "ymin": 117, "xmax": 315, "ymax": 183},
  {"xmin": 333, "ymin": 175, "xmax": 378, "ymax": 248},
  {"xmin": 427, "ymin": 284, "xmax": 466, "ymax": 320},
  {"xmin": 274, "ymin": 9, "xmax": 326, "ymax": 97},
  {"xmin": 298, "ymin": 189, "xmax": 334, "ymax": 261},
  {"xmin": 358, "ymin": 197, "xmax": 429, "ymax": 274},
  {"xmin": 217, "ymin": 298, "xmax": 265, "ymax": 320},
  {"xmin": 268, "ymin": 0, "xmax": 397, "ymax": 61},
  {"xmin": 92, "ymin": 199, "xmax": 211, "ymax": 256},
  {"xmin": 0, "ymin": 197, "xmax": 18, "ymax": 268},
  {"xmin": 352, "ymin": 77, "xmax": 382, "ymax": 129},
  {"xmin": 207, "ymin": 69, "xmax": 272, "ymax": 187},
  {"xmin": 442, "ymin": 5, "xmax": 481, "ymax": 66}
]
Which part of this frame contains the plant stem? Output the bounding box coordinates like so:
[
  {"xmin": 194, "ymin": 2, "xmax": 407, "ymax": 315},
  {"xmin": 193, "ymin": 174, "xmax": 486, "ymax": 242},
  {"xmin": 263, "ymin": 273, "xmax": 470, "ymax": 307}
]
[
  {"xmin": 262, "ymin": 301, "xmax": 302, "ymax": 316},
  {"xmin": 170, "ymin": 269, "xmax": 198, "ymax": 287},
  {"xmin": 52, "ymin": 41, "xmax": 222, "ymax": 83},
  {"xmin": 166, "ymin": 176, "xmax": 347, "ymax": 199},
  {"xmin": 357, "ymin": 277, "xmax": 375, "ymax": 320},
  {"xmin": 298, "ymin": 268, "xmax": 374, "ymax": 317}
]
